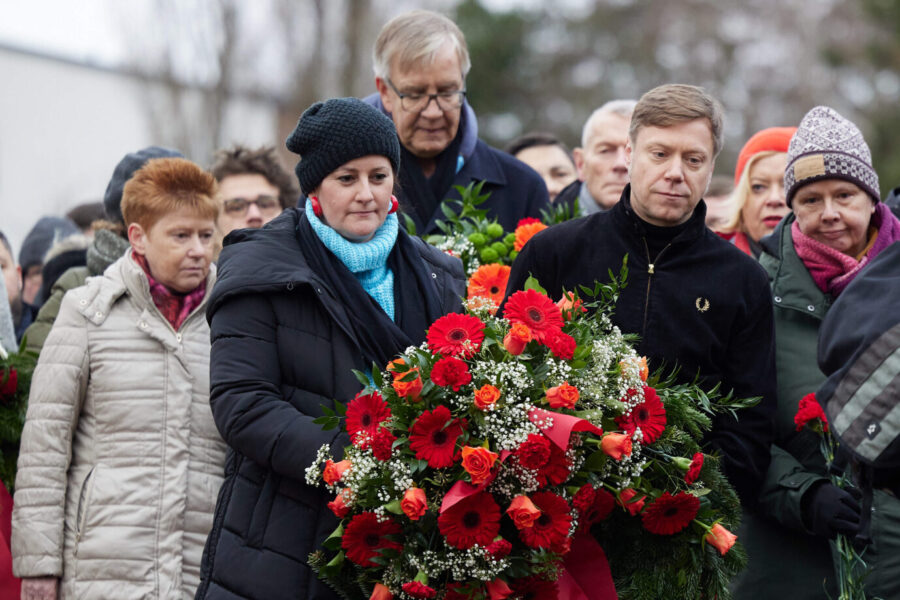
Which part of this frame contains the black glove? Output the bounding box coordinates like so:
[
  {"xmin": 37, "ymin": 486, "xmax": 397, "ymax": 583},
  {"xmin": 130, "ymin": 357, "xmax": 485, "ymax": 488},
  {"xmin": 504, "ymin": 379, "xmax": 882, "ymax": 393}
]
[{"xmin": 802, "ymin": 481, "xmax": 862, "ymax": 539}]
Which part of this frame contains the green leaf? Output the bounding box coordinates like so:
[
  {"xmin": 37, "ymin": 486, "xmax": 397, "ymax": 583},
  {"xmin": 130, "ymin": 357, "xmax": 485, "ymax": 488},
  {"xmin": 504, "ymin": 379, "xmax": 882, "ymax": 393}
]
[
  {"xmin": 352, "ymin": 369, "xmax": 371, "ymax": 387},
  {"xmin": 371, "ymin": 362, "xmax": 384, "ymax": 388},
  {"xmin": 583, "ymin": 450, "xmax": 607, "ymax": 472},
  {"xmin": 384, "ymin": 499, "xmax": 403, "ymax": 514},
  {"xmin": 523, "ymin": 274, "xmax": 547, "ymax": 295},
  {"xmin": 402, "ymin": 213, "xmax": 417, "ymax": 236}
]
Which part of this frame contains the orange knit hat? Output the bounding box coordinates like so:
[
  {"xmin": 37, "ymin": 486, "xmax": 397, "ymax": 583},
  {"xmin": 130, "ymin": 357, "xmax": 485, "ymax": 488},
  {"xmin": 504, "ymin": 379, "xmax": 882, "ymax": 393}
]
[{"xmin": 734, "ymin": 127, "xmax": 797, "ymax": 186}]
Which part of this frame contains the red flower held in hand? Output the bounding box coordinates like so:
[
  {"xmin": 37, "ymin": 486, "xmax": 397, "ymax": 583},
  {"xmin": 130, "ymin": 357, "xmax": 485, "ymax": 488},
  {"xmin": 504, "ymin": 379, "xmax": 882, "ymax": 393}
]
[
  {"xmin": 341, "ymin": 512, "xmax": 402, "ymax": 567},
  {"xmin": 409, "ymin": 405, "xmax": 465, "ymax": 468},
  {"xmin": 545, "ymin": 331, "xmax": 576, "ymax": 360},
  {"xmin": 346, "ymin": 391, "xmax": 391, "ymax": 442},
  {"xmin": 641, "ymin": 491, "xmax": 700, "ymax": 535},
  {"xmin": 517, "ymin": 491, "xmax": 572, "ymax": 550},
  {"xmin": 402, "ymin": 581, "xmax": 437, "ymax": 599},
  {"xmin": 504, "ymin": 289, "xmax": 564, "ymax": 343},
  {"xmin": 516, "ymin": 433, "xmax": 552, "ymax": 470},
  {"xmin": 427, "ymin": 313, "xmax": 486, "ymax": 358},
  {"xmin": 685, "ymin": 452, "xmax": 704, "ymax": 484},
  {"xmin": 615, "ymin": 386, "xmax": 666, "ymax": 444},
  {"xmin": 430, "ymin": 356, "xmax": 472, "ymax": 391},
  {"xmin": 794, "ymin": 392, "xmax": 829, "ymax": 432},
  {"xmin": 438, "ymin": 492, "xmax": 501, "ymax": 549}
]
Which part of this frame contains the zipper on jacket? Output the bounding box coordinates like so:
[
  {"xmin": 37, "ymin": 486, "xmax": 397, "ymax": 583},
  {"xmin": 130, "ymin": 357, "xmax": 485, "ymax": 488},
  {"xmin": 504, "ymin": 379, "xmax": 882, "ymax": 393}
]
[{"xmin": 641, "ymin": 238, "xmax": 671, "ymax": 338}]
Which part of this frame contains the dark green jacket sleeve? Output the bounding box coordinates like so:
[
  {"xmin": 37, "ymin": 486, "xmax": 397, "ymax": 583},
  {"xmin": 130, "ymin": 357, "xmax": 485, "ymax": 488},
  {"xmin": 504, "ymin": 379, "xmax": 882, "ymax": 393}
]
[{"xmin": 23, "ymin": 267, "xmax": 89, "ymax": 356}]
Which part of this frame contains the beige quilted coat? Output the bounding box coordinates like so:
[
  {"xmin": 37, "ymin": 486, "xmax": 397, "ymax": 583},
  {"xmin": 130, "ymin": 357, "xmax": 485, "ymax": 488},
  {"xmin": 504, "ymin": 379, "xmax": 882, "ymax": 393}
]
[{"xmin": 11, "ymin": 252, "xmax": 226, "ymax": 599}]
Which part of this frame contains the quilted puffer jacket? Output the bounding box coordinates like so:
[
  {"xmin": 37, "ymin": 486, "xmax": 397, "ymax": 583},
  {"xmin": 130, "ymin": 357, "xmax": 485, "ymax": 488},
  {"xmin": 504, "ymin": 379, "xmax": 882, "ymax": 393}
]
[{"xmin": 11, "ymin": 251, "xmax": 226, "ymax": 599}]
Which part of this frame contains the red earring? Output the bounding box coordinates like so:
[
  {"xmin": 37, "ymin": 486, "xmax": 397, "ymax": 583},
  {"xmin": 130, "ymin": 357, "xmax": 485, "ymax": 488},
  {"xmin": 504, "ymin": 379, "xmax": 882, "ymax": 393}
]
[
  {"xmin": 309, "ymin": 195, "xmax": 323, "ymax": 217},
  {"xmin": 388, "ymin": 195, "xmax": 399, "ymax": 214}
]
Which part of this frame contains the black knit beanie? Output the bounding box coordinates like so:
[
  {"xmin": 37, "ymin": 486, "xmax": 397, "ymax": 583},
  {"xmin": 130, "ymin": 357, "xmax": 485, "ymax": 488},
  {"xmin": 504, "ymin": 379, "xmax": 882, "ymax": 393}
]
[
  {"xmin": 104, "ymin": 146, "xmax": 184, "ymax": 224},
  {"xmin": 286, "ymin": 97, "xmax": 400, "ymax": 195}
]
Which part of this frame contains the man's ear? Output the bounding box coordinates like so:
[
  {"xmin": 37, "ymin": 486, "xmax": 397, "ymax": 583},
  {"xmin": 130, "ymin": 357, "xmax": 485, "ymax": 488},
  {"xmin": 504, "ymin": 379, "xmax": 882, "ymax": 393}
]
[
  {"xmin": 127, "ymin": 223, "xmax": 147, "ymax": 255},
  {"xmin": 572, "ymin": 148, "xmax": 586, "ymax": 181},
  {"xmin": 624, "ymin": 140, "xmax": 633, "ymax": 170},
  {"xmin": 375, "ymin": 77, "xmax": 394, "ymax": 114}
]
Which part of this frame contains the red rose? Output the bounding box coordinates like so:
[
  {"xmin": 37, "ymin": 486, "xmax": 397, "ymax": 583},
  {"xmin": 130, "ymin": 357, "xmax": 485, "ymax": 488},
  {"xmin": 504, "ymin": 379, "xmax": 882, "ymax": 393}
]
[
  {"xmin": 370, "ymin": 583, "xmax": 393, "ymax": 600},
  {"xmin": 402, "ymin": 487, "xmax": 428, "ymax": 521},
  {"xmin": 327, "ymin": 488, "xmax": 351, "ymax": 518},
  {"xmin": 485, "ymin": 578, "xmax": 514, "ymax": 600},
  {"xmin": 705, "ymin": 523, "xmax": 738, "ymax": 555},
  {"xmin": 461, "ymin": 446, "xmax": 499, "ymax": 484},
  {"xmin": 322, "ymin": 459, "xmax": 351, "ymax": 485},
  {"xmin": 392, "ymin": 370, "xmax": 424, "ymax": 402},
  {"xmin": 546, "ymin": 382, "xmax": 579, "ymax": 409},
  {"xmin": 430, "ymin": 356, "xmax": 472, "ymax": 391},
  {"xmin": 617, "ymin": 488, "xmax": 646, "ymax": 516},
  {"xmin": 503, "ymin": 322, "xmax": 532, "ymax": 356}
]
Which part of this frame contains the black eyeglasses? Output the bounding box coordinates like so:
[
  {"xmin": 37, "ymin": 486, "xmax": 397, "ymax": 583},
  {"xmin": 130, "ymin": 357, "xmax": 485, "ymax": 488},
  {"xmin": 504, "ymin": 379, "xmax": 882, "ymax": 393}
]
[
  {"xmin": 385, "ymin": 78, "xmax": 466, "ymax": 112},
  {"xmin": 222, "ymin": 195, "xmax": 281, "ymax": 215}
]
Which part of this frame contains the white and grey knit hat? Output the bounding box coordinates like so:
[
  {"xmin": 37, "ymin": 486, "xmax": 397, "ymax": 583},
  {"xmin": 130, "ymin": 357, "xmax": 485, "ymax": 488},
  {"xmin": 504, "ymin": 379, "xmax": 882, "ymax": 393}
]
[{"xmin": 784, "ymin": 106, "xmax": 880, "ymax": 206}]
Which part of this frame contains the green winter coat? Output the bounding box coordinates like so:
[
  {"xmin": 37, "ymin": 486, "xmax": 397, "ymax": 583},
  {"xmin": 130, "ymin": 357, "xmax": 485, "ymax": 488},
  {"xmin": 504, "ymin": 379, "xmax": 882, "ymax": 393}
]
[{"xmin": 731, "ymin": 213, "xmax": 835, "ymax": 598}]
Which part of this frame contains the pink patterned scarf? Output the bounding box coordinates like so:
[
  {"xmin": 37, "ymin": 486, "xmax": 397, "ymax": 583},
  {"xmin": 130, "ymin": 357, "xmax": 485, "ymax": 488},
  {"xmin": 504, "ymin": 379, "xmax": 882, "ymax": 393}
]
[
  {"xmin": 792, "ymin": 202, "xmax": 900, "ymax": 297},
  {"xmin": 132, "ymin": 253, "xmax": 207, "ymax": 331}
]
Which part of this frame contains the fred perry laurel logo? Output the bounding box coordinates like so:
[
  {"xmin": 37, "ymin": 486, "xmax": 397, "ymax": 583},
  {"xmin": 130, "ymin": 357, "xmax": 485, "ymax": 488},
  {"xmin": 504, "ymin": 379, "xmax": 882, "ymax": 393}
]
[{"xmin": 695, "ymin": 297, "xmax": 710, "ymax": 313}]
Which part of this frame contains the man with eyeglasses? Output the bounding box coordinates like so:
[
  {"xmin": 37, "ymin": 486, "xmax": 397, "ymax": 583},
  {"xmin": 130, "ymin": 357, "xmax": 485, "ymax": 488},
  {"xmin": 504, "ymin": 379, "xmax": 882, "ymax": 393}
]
[
  {"xmin": 210, "ymin": 145, "xmax": 299, "ymax": 238},
  {"xmin": 366, "ymin": 10, "xmax": 549, "ymax": 235}
]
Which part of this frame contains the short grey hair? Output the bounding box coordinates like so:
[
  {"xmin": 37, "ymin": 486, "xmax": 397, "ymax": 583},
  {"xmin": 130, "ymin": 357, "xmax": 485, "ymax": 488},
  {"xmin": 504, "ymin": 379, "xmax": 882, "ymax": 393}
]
[
  {"xmin": 373, "ymin": 10, "xmax": 471, "ymax": 81},
  {"xmin": 580, "ymin": 100, "xmax": 638, "ymax": 148}
]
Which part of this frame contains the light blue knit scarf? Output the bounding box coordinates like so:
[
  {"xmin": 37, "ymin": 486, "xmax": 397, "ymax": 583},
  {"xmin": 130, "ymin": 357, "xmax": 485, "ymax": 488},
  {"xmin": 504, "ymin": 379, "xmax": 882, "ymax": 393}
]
[{"xmin": 305, "ymin": 201, "xmax": 399, "ymax": 320}]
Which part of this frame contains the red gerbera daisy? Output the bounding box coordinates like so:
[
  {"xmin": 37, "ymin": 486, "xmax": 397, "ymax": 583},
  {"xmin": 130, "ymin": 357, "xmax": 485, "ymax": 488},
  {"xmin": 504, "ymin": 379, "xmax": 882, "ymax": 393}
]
[
  {"xmin": 341, "ymin": 512, "xmax": 403, "ymax": 567},
  {"xmin": 615, "ymin": 386, "xmax": 666, "ymax": 444},
  {"xmin": 535, "ymin": 443, "xmax": 571, "ymax": 486},
  {"xmin": 511, "ymin": 575, "xmax": 559, "ymax": 600},
  {"xmin": 430, "ymin": 356, "xmax": 472, "ymax": 391},
  {"xmin": 467, "ymin": 264, "xmax": 512, "ymax": 310},
  {"xmin": 409, "ymin": 405, "xmax": 465, "ymax": 468},
  {"xmin": 518, "ymin": 491, "xmax": 572, "ymax": 550},
  {"xmin": 427, "ymin": 313, "xmax": 486, "ymax": 358},
  {"xmin": 504, "ymin": 289, "xmax": 564, "ymax": 343},
  {"xmin": 438, "ymin": 492, "xmax": 501, "ymax": 549},
  {"xmin": 641, "ymin": 491, "xmax": 700, "ymax": 535},
  {"xmin": 346, "ymin": 391, "xmax": 391, "ymax": 443}
]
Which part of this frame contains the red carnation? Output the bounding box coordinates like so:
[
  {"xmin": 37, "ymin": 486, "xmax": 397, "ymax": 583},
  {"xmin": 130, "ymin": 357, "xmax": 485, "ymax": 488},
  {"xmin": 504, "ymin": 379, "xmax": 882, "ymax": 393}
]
[
  {"xmin": 486, "ymin": 538, "xmax": 512, "ymax": 559},
  {"xmin": 341, "ymin": 512, "xmax": 403, "ymax": 567},
  {"xmin": 685, "ymin": 452, "xmax": 704, "ymax": 484},
  {"xmin": 536, "ymin": 443, "xmax": 571, "ymax": 486},
  {"xmin": 371, "ymin": 426, "xmax": 396, "ymax": 461},
  {"xmin": 641, "ymin": 491, "xmax": 700, "ymax": 535},
  {"xmin": 571, "ymin": 484, "xmax": 596, "ymax": 515},
  {"xmin": 517, "ymin": 217, "xmax": 542, "ymax": 228},
  {"xmin": 409, "ymin": 405, "xmax": 465, "ymax": 468},
  {"xmin": 0, "ymin": 368, "xmax": 17, "ymax": 401},
  {"xmin": 794, "ymin": 393, "xmax": 829, "ymax": 432},
  {"xmin": 427, "ymin": 313, "xmax": 486, "ymax": 358},
  {"xmin": 511, "ymin": 575, "xmax": 559, "ymax": 600},
  {"xmin": 615, "ymin": 386, "xmax": 666, "ymax": 444},
  {"xmin": 504, "ymin": 289, "xmax": 564, "ymax": 343},
  {"xmin": 544, "ymin": 331, "xmax": 576, "ymax": 360},
  {"xmin": 346, "ymin": 391, "xmax": 391, "ymax": 443},
  {"xmin": 430, "ymin": 356, "xmax": 472, "ymax": 391},
  {"xmin": 402, "ymin": 581, "xmax": 437, "ymax": 599},
  {"xmin": 517, "ymin": 491, "xmax": 572, "ymax": 550},
  {"xmin": 517, "ymin": 433, "xmax": 552, "ymax": 470},
  {"xmin": 580, "ymin": 489, "xmax": 616, "ymax": 530},
  {"xmin": 438, "ymin": 492, "xmax": 501, "ymax": 549}
]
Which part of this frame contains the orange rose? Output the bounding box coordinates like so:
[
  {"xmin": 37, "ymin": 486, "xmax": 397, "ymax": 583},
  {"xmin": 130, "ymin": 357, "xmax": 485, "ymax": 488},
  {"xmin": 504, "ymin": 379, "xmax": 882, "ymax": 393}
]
[
  {"xmin": 705, "ymin": 523, "xmax": 737, "ymax": 555},
  {"xmin": 322, "ymin": 459, "xmax": 351, "ymax": 485},
  {"xmin": 474, "ymin": 384, "xmax": 501, "ymax": 410},
  {"xmin": 370, "ymin": 582, "xmax": 393, "ymax": 600},
  {"xmin": 387, "ymin": 358, "xmax": 407, "ymax": 379},
  {"xmin": 556, "ymin": 291, "xmax": 586, "ymax": 321},
  {"xmin": 486, "ymin": 578, "xmax": 514, "ymax": 600},
  {"xmin": 546, "ymin": 382, "xmax": 579, "ymax": 409},
  {"xmin": 514, "ymin": 222, "xmax": 548, "ymax": 251},
  {"xmin": 392, "ymin": 369, "xmax": 423, "ymax": 401},
  {"xmin": 461, "ymin": 446, "xmax": 499, "ymax": 484},
  {"xmin": 601, "ymin": 433, "xmax": 632, "ymax": 461},
  {"xmin": 506, "ymin": 495, "xmax": 541, "ymax": 529},
  {"xmin": 617, "ymin": 488, "xmax": 646, "ymax": 516},
  {"xmin": 401, "ymin": 487, "xmax": 428, "ymax": 521},
  {"xmin": 327, "ymin": 487, "xmax": 352, "ymax": 518},
  {"xmin": 503, "ymin": 322, "xmax": 533, "ymax": 356}
]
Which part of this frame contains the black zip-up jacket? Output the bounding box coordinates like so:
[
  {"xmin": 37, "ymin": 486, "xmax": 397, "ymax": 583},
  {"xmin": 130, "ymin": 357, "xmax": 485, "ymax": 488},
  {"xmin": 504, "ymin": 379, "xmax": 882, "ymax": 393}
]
[
  {"xmin": 504, "ymin": 185, "xmax": 777, "ymax": 505},
  {"xmin": 196, "ymin": 209, "xmax": 465, "ymax": 600}
]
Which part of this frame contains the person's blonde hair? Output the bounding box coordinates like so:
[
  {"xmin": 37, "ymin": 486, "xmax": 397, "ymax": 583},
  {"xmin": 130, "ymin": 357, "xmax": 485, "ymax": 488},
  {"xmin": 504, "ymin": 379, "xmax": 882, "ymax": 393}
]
[
  {"xmin": 373, "ymin": 10, "xmax": 471, "ymax": 80},
  {"xmin": 721, "ymin": 150, "xmax": 780, "ymax": 234},
  {"xmin": 122, "ymin": 158, "xmax": 218, "ymax": 232},
  {"xmin": 629, "ymin": 84, "xmax": 724, "ymax": 157}
]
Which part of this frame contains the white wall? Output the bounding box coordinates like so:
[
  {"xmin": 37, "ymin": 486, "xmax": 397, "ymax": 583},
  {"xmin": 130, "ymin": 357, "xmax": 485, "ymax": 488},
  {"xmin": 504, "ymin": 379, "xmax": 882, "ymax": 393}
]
[{"xmin": 0, "ymin": 45, "xmax": 278, "ymax": 257}]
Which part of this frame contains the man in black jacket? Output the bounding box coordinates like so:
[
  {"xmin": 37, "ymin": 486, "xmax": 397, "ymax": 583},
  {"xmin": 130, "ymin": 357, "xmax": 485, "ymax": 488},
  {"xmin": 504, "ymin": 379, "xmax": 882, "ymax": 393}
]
[
  {"xmin": 366, "ymin": 10, "xmax": 549, "ymax": 235},
  {"xmin": 504, "ymin": 84, "xmax": 776, "ymax": 506}
]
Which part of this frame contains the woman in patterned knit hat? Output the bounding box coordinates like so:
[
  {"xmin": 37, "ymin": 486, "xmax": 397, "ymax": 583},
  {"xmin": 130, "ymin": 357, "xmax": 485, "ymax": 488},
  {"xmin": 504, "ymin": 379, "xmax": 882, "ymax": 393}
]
[
  {"xmin": 734, "ymin": 106, "xmax": 900, "ymax": 599},
  {"xmin": 195, "ymin": 97, "xmax": 465, "ymax": 600}
]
